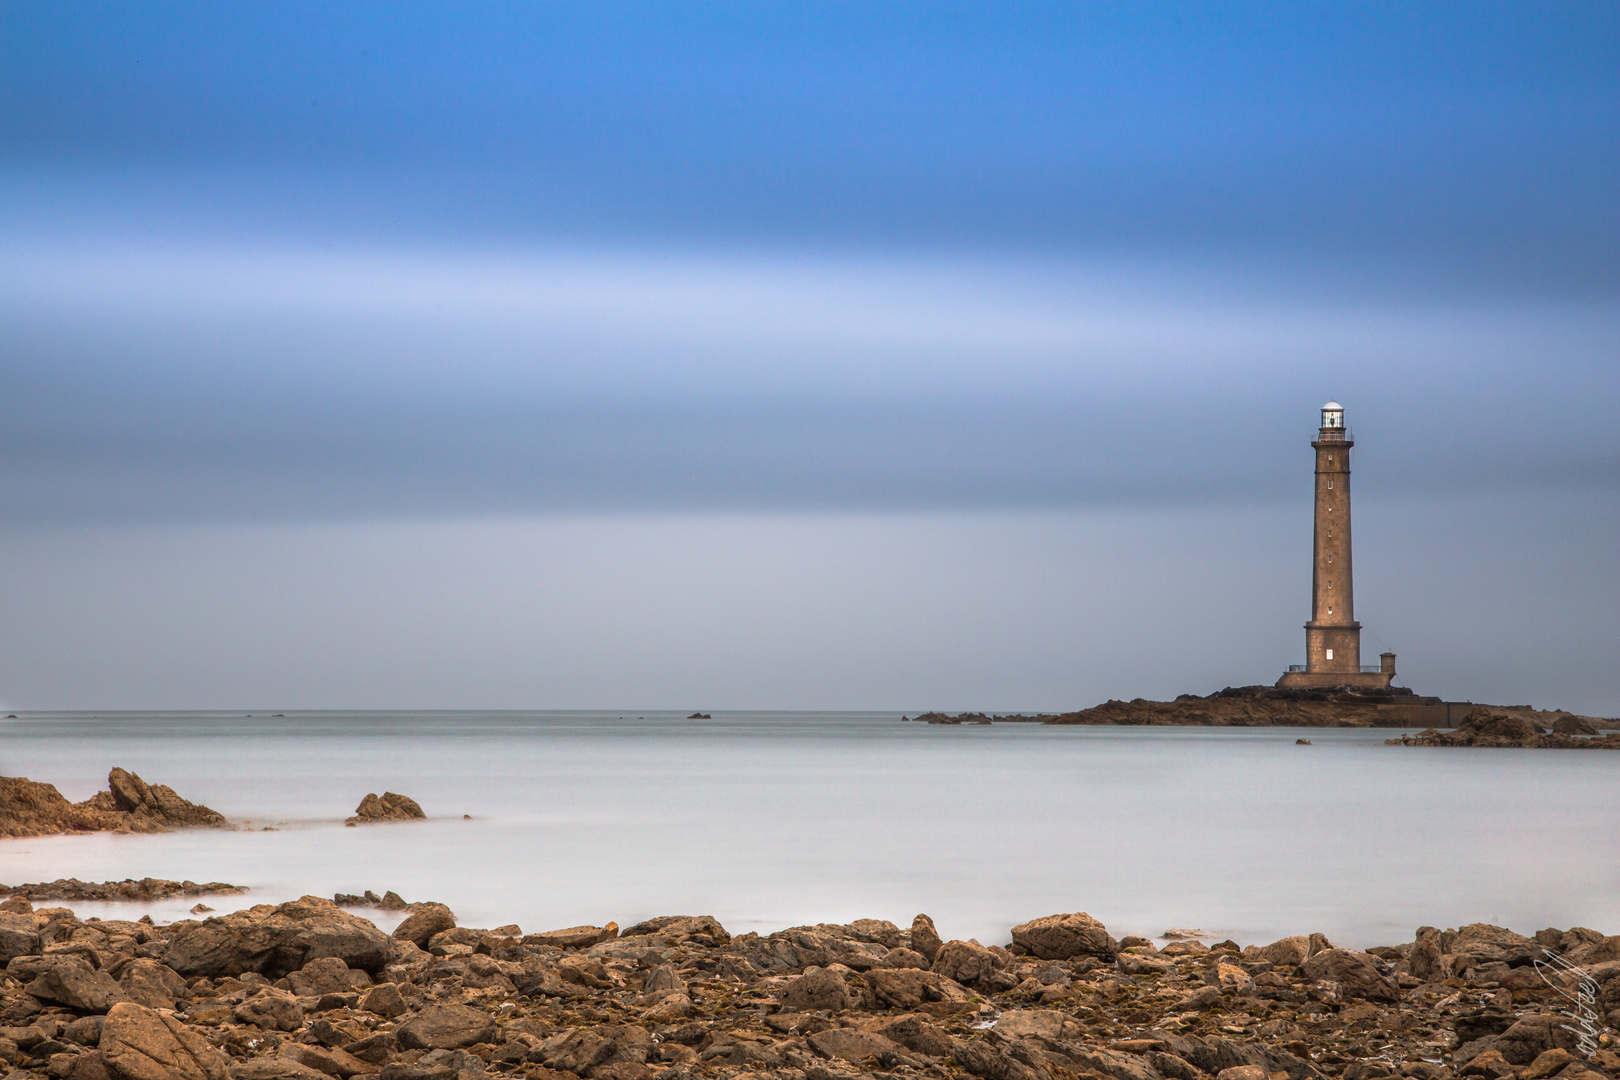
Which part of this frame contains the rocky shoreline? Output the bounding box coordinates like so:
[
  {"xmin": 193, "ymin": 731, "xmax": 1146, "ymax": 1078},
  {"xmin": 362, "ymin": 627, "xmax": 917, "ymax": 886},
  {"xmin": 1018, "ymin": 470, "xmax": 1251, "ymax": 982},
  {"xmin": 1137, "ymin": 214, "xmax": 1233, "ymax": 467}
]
[{"xmin": 0, "ymin": 896, "xmax": 1613, "ymax": 1080}]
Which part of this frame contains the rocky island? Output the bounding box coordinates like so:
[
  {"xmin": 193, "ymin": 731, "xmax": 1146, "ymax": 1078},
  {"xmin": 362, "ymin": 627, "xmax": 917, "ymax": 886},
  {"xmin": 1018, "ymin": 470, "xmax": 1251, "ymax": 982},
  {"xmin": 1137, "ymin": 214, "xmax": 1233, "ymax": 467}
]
[
  {"xmin": 912, "ymin": 690, "xmax": 1615, "ymax": 733},
  {"xmin": 0, "ymin": 896, "xmax": 1613, "ymax": 1080}
]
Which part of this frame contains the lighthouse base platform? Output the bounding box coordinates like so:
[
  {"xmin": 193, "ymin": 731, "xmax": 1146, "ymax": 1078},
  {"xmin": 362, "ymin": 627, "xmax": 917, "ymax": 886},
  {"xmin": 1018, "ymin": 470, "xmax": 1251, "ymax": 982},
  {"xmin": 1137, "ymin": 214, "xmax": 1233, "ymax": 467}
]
[{"xmin": 1276, "ymin": 669, "xmax": 1395, "ymax": 691}]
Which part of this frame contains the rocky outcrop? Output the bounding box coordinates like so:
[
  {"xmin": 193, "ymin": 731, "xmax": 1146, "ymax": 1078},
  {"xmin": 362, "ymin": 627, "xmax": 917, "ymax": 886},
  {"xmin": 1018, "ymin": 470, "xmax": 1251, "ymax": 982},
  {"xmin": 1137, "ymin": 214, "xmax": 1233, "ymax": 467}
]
[
  {"xmin": 0, "ymin": 769, "xmax": 225, "ymax": 839},
  {"xmin": 0, "ymin": 904, "xmax": 1614, "ymax": 1080},
  {"xmin": 1390, "ymin": 707, "xmax": 1620, "ymax": 749},
  {"xmin": 0, "ymin": 877, "xmax": 244, "ymax": 903},
  {"xmin": 161, "ymin": 896, "xmax": 396, "ymax": 978},
  {"xmin": 343, "ymin": 792, "xmax": 425, "ymax": 826}
]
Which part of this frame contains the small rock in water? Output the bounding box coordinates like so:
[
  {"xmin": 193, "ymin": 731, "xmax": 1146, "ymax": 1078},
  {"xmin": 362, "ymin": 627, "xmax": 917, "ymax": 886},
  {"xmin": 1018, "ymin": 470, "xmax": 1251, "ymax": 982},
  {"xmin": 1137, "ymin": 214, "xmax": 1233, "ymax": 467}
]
[
  {"xmin": 190, "ymin": 903, "xmax": 214, "ymax": 914},
  {"xmin": 344, "ymin": 791, "xmax": 426, "ymax": 826}
]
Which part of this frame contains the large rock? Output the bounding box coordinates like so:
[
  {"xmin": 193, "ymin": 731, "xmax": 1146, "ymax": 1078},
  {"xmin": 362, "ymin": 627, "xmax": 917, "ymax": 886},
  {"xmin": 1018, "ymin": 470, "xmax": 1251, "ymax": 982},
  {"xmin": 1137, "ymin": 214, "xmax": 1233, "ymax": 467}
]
[
  {"xmin": 233, "ymin": 989, "xmax": 305, "ymax": 1031},
  {"xmin": 1009, "ymin": 912, "xmax": 1119, "ymax": 960},
  {"xmin": 25, "ymin": 964, "xmax": 130, "ymax": 1013},
  {"xmin": 871, "ymin": 1013, "xmax": 953, "ymax": 1057},
  {"xmin": 910, "ymin": 914, "xmax": 943, "ymax": 962},
  {"xmin": 993, "ymin": 1008, "xmax": 1080, "ymax": 1041},
  {"xmin": 1496, "ymin": 1015, "xmax": 1581, "ymax": 1066},
  {"xmin": 781, "ymin": 968, "xmax": 855, "ymax": 1012},
  {"xmin": 1408, "ymin": 935, "xmax": 1446, "ymax": 981},
  {"xmin": 1244, "ymin": 935, "xmax": 1311, "ymax": 967},
  {"xmin": 740, "ymin": 928, "xmax": 889, "ymax": 971},
  {"xmin": 162, "ymin": 896, "xmax": 395, "ymax": 978},
  {"xmin": 0, "ymin": 770, "xmax": 222, "ymax": 838},
  {"xmin": 358, "ymin": 982, "xmax": 407, "ymax": 1019},
  {"xmin": 618, "ymin": 915, "xmax": 729, "ymax": 945},
  {"xmin": 100, "ymin": 1001, "xmax": 232, "ymax": 1080},
  {"xmin": 1451, "ymin": 924, "xmax": 1538, "ymax": 967},
  {"xmin": 394, "ymin": 1003, "xmax": 498, "ymax": 1050},
  {"xmin": 280, "ymin": 1042, "xmax": 374, "ymax": 1078},
  {"xmin": 1300, "ymin": 948, "xmax": 1400, "ymax": 1001},
  {"xmin": 954, "ymin": 1037, "xmax": 1043, "ymax": 1080},
  {"xmin": 807, "ymin": 1027, "xmax": 906, "ymax": 1062},
  {"xmin": 117, "ymin": 959, "xmax": 190, "ymax": 1010},
  {"xmin": 345, "ymin": 792, "xmax": 425, "ymax": 825},
  {"xmin": 285, "ymin": 956, "xmax": 362, "ymax": 997},
  {"xmin": 103, "ymin": 768, "xmax": 226, "ymax": 829},
  {"xmin": 0, "ymin": 909, "xmax": 41, "ymax": 964},
  {"xmin": 932, "ymin": 940, "xmax": 1001, "ymax": 985},
  {"xmin": 865, "ymin": 968, "xmax": 977, "ymax": 1009},
  {"xmin": 230, "ymin": 1060, "xmax": 329, "ymax": 1080},
  {"xmin": 390, "ymin": 903, "xmax": 456, "ymax": 949},
  {"xmin": 0, "ymin": 776, "xmax": 125, "ymax": 838},
  {"xmin": 522, "ymin": 923, "xmax": 618, "ymax": 949}
]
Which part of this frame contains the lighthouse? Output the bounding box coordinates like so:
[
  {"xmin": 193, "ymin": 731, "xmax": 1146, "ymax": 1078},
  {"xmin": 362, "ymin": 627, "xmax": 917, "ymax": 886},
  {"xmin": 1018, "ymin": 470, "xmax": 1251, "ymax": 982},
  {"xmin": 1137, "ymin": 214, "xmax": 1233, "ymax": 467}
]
[{"xmin": 1277, "ymin": 402, "xmax": 1396, "ymax": 690}]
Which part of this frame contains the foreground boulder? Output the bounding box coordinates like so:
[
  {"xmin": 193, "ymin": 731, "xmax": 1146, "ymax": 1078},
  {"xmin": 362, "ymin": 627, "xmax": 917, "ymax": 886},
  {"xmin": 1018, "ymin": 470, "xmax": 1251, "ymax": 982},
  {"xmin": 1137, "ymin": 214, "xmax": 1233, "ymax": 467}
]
[
  {"xmin": 0, "ymin": 907, "xmax": 41, "ymax": 963},
  {"xmin": 25, "ymin": 961, "xmax": 130, "ymax": 1013},
  {"xmin": 100, "ymin": 1000, "xmax": 232, "ymax": 1080},
  {"xmin": 161, "ymin": 896, "xmax": 396, "ymax": 978},
  {"xmin": 390, "ymin": 901, "xmax": 456, "ymax": 949},
  {"xmin": 523, "ymin": 922, "xmax": 618, "ymax": 949},
  {"xmin": 1299, "ymin": 946, "xmax": 1401, "ymax": 1001},
  {"xmin": 394, "ymin": 1002, "xmax": 497, "ymax": 1050},
  {"xmin": 344, "ymin": 791, "xmax": 425, "ymax": 825},
  {"xmin": 1010, "ymin": 912, "xmax": 1119, "ymax": 960}
]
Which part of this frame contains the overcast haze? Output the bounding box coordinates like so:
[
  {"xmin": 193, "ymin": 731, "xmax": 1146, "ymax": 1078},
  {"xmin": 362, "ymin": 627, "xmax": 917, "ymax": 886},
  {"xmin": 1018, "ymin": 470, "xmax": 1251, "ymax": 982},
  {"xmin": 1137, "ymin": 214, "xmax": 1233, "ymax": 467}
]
[{"xmin": 1, "ymin": 2, "xmax": 1616, "ymax": 712}]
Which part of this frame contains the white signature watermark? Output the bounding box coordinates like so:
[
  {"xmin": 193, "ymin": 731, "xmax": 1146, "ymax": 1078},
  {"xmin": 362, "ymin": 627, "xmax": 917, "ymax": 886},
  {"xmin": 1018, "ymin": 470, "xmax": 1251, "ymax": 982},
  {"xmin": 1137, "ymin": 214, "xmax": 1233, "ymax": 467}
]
[{"xmin": 1533, "ymin": 947, "xmax": 1604, "ymax": 1058}]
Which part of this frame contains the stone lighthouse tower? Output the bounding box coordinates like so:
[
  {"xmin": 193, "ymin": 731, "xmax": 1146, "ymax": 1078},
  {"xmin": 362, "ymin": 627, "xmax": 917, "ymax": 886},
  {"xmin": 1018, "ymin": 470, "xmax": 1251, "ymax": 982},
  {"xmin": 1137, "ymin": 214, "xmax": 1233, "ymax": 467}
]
[{"xmin": 1277, "ymin": 402, "xmax": 1396, "ymax": 690}]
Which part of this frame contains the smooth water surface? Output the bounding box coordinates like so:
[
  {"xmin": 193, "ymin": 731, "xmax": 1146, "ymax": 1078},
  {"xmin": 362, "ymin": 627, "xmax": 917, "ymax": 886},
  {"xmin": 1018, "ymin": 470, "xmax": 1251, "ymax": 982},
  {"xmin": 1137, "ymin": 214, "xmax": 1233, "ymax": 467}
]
[{"xmin": 2, "ymin": 712, "xmax": 1615, "ymax": 948}]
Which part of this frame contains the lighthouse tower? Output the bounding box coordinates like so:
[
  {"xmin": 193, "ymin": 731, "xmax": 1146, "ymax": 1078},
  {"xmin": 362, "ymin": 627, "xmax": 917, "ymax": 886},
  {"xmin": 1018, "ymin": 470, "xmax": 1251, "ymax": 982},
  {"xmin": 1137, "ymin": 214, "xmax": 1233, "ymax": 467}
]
[{"xmin": 1277, "ymin": 402, "xmax": 1396, "ymax": 690}]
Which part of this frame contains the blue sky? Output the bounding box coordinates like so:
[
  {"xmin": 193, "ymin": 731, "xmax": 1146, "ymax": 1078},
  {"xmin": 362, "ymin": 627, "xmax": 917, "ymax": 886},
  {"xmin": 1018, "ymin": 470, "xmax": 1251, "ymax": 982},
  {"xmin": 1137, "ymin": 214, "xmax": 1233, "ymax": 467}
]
[{"xmin": 0, "ymin": 3, "xmax": 1615, "ymax": 709}]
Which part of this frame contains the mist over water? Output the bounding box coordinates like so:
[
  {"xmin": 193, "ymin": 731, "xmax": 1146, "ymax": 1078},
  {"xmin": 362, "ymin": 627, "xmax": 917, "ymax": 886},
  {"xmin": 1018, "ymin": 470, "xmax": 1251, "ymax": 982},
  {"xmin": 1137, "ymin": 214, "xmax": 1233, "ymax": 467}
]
[{"xmin": 3, "ymin": 712, "xmax": 1615, "ymax": 949}]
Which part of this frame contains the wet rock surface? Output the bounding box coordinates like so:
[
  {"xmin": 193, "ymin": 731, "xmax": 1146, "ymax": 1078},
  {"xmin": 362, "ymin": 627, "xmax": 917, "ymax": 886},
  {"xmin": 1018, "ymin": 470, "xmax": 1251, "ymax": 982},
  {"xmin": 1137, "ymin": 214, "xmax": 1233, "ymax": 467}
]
[{"xmin": 0, "ymin": 900, "xmax": 1611, "ymax": 1080}]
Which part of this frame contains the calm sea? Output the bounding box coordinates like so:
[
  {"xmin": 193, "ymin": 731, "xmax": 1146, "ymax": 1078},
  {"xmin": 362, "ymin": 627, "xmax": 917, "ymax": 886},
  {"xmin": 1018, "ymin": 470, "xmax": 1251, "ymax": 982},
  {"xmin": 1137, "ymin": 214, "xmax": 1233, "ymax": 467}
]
[{"xmin": 1, "ymin": 712, "xmax": 1615, "ymax": 949}]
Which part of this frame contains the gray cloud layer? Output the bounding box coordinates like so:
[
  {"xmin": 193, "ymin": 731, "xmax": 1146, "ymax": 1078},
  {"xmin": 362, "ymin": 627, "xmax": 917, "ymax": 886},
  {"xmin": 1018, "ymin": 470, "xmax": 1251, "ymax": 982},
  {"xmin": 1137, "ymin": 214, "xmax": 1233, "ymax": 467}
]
[{"xmin": 4, "ymin": 245, "xmax": 1615, "ymax": 524}]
